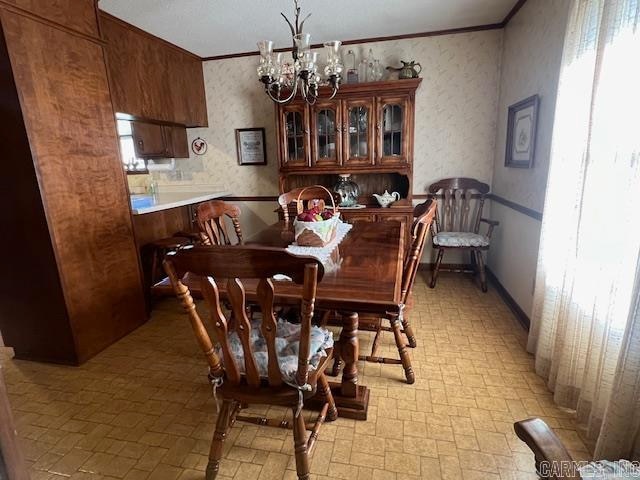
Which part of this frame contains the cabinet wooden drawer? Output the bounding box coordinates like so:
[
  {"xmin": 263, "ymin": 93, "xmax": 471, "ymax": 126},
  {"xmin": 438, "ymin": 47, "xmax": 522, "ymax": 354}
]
[{"xmin": 342, "ymin": 212, "xmax": 375, "ymax": 223}]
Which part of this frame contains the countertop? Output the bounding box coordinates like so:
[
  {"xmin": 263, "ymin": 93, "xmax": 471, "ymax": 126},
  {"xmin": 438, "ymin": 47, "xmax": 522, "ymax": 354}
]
[{"xmin": 130, "ymin": 191, "xmax": 230, "ymax": 215}]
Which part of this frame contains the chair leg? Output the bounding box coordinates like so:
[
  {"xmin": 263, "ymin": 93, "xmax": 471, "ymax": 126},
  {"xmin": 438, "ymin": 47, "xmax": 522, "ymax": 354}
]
[
  {"xmin": 206, "ymin": 399, "xmax": 235, "ymax": 480},
  {"xmin": 475, "ymin": 250, "xmax": 488, "ymax": 293},
  {"xmin": 150, "ymin": 248, "xmax": 160, "ymax": 286},
  {"xmin": 402, "ymin": 314, "xmax": 417, "ymax": 349},
  {"xmin": 330, "ymin": 342, "xmax": 343, "ymax": 377},
  {"xmin": 390, "ymin": 315, "xmax": 415, "ymax": 384},
  {"xmin": 317, "ymin": 372, "xmax": 338, "ymax": 421},
  {"xmin": 430, "ymin": 248, "xmax": 445, "ymax": 288},
  {"xmin": 292, "ymin": 407, "xmax": 311, "ymax": 480}
]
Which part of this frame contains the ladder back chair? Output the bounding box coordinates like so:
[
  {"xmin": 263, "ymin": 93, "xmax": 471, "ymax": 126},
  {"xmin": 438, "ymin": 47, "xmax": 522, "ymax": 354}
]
[
  {"xmin": 278, "ymin": 186, "xmax": 340, "ymax": 223},
  {"xmin": 515, "ymin": 417, "xmax": 640, "ymax": 479},
  {"xmin": 428, "ymin": 177, "xmax": 499, "ymax": 292},
  {"xmin": 196, "ymin": 200, "xmax": 243, "ymax": 246},
  {"xmin": 331, "ymin": 199, "xmax": 437, "ymax": 384},
  {"xmin": 163, "ymin": 246, "xmax": 337, "ymax": 480}
]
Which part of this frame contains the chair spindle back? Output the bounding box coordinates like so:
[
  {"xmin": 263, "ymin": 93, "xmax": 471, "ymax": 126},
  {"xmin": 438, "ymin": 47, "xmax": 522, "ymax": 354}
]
[
  {"xmin": 196, "ymin": 200, "xmax": 243, "ymax": 245},
  {"xmin": 428, "ymin": 178, "xmax": 490, "ymax": 234},
  {"xmin": 163, "ymin": 246, "xmax": 323, "ymax": 389},
  {"xmin": 400, "ymin": 199, "xmax": 437, "ymax": 304}
]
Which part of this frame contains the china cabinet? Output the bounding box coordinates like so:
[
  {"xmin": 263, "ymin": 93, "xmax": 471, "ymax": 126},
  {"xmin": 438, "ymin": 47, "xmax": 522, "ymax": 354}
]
[{"xmin": 276, "ymin": 78, "xmax": 422, "ymax": 244}]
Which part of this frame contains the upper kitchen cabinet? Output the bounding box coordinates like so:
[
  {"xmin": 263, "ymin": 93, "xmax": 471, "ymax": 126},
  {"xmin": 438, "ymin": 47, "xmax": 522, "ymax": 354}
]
[
  {"xmin": 99, "ymin": 12, "xmax": 208, "ymax": 127},
  {"xmin": 1, "ymin": 0, "xmax": 99, "ymax": 37}
]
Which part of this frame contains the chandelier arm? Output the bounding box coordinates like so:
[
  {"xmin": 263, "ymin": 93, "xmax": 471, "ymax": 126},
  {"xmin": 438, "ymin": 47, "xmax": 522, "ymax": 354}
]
[{"xmin": 265, "ymin": 80, "xmax": 298, "ymax": 104}]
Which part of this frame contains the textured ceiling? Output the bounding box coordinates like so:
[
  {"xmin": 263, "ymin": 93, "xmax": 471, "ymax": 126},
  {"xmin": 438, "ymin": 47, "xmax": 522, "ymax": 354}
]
[{"xmin": 99, "ymin": 0, "xmax": 519, "ymax": 58}]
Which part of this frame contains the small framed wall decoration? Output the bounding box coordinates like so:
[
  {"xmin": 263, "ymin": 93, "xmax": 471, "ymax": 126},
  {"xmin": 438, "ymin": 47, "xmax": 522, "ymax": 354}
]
[
  {"xmin": 236, "ymin": 128, "xmax": 267, "ymax": 166},
  {"xmin": 505, "ymin": 95, "xmax": 540, "ymax": 168},
  {"xmin": 191, "ymin": 137, "xmax": 208, "ymax": 155}
]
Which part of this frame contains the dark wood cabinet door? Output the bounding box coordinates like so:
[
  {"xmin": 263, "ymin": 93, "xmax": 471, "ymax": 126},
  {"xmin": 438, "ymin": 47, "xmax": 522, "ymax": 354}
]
[
  {"xmin": 310, "ymin": 100, "xmax": 342, "ymax": 167},
  {"xmin": 341, "ymin": 212, "xmax": 375, "ymax": 224},
  {"xmin": 162, "ymin": 125, "xmax": 189, "ymax": 158},
  {"xmin": 343, "ymin": 98, "xmax": 375, "ymax": 167},
  {"xmin": 279, "ymin": 104, "xmax": 310, "ymax": 168},
  {"xmin": 100, "ymin": 13, "xmax": 207, "ymax": 127},
  {"xmin": 132, "ymin": 121, "xmax": 166, "ymax": 158},
  {"xmin": 377, "ymin": 95, "xmax": 411, "ymax": 165}
]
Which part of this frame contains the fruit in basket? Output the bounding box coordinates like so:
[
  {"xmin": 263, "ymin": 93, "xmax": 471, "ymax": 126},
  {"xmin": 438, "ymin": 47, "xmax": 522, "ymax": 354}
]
[{"xmin": 297, "ymin": 207, "xmax": 334, "ymax": 222}]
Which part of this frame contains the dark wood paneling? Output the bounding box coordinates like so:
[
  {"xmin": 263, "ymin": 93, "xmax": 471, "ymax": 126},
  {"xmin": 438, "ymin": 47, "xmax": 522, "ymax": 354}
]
[
  {"xmin": 100, "ymin": 12, "xmax": 207, "ymax": 127},
  {"xmin": 1, "ymin": 10, "xmax": 147, "ymax": 363},
  {"xmin": 132, "ymin": 206, "xmax": 192, "ymax": 249},
  {"xmin": 0, "ymin": 0, "xmax": 99, "ymax": 38},
  {"xmin": 0, "ymin": 15, "xmax": 76, "ymax": 363}
]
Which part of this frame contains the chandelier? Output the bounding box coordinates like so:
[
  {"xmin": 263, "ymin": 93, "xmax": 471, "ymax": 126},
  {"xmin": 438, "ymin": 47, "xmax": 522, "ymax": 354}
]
[{"xmin": 256, "ymin": 0, "xmax": 343, "ymax": 105}]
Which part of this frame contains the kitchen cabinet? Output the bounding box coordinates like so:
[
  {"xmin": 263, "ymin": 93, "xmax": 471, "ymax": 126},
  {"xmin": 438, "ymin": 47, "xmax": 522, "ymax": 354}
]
[
  {"xmin": 100, "ymin": 12, "xmax": 207, "ymax": 127},
  {"xmin": 132, "ymin": 121, "xmax": 165, "ymax": 158},
  {"xmin": 132, "ymin": 121, "xmax": 190, "ymax": 159},
  {"xmin": 163, "ymin": 125, "xmax": 189, "ymax": 158},
  {"xmin": 0, "ymin": 6, "xmax": 146, "ymax": 364}
]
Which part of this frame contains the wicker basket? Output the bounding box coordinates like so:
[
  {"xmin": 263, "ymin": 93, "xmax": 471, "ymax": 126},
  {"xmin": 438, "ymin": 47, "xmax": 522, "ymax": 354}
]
[{"xmin": 293, "ymin": 185, "xmax": 340, "ymax": 247}]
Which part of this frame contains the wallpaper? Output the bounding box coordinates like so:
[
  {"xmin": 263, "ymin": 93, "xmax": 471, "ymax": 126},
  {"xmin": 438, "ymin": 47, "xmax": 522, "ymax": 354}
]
[
  {"xmin": 491, "ymin": 0, "xmax": 571, "ymax": 212},
  {"xmin": 150, "ymin": 30, "xmax": 503, "ymax": 197}
]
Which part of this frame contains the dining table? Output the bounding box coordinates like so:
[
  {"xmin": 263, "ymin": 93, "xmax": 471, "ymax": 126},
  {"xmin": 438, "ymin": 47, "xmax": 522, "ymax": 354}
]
[{"xmin": 154, "ymin": 219, "xmax": 406, "ymax": 420}]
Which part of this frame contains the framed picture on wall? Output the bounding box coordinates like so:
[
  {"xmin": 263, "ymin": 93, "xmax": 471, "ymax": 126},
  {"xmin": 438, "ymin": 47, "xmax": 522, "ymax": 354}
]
[
  {"xmin": 505, "ymin": 95, "xmax": 539, "ymax": 168},
  {"xmin": 236, "ymin": 128, "xmax": 267, "ymax": 166}
]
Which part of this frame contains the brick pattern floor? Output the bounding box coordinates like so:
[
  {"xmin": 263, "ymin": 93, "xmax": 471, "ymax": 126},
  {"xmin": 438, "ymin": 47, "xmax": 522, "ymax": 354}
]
[{"xmin": 1, "ymin": 273, "xmax": 590, "ymax": 479}]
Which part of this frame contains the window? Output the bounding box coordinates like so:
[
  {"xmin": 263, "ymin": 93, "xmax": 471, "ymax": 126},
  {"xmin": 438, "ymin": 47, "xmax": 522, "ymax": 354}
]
[{"xmin": 117, "ymin": 120, "xmax": 147, "ymax": 174}]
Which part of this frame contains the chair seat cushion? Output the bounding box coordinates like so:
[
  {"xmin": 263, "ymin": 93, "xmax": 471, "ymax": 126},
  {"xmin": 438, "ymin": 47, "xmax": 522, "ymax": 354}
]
[
  {"xmin": 579, "ymin": 460, "xmax": 640, "ymax": 479},
  {"xmin": 433, "ymin": 232, "xmax": 490, "ymax": 247},
  {"xmin": 220, "ymin": 318, "xmax": 333, "ymax": 384}
]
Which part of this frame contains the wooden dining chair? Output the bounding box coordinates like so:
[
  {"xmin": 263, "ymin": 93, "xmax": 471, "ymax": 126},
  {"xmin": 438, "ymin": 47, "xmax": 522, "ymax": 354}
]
[
  {"xmin": 163, "ymin": 246, "xmax": 337, "ymax": 480},
  {"xmin": 331, "ymin": 199, "xmax": 437, "ymax": 384},
  {"xmin": 278, "ymin": 186, "xmax": 340, "ymax": 223},
  {"xmin": 428, "ymin": 177, "xmax": 499, "ymax": 292},
  {"xmin": 196, "ymin": 200, "xmax": 243, "ymax": 246}
]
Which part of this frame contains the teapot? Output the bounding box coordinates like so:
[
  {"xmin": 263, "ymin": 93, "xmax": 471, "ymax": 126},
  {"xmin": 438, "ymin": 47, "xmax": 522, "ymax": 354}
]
[
  {"xmin": 387, "ymin": 61, "xmax": 422, "ymax": 79},
  {"xmin": 373, "ymin": 190, "xmax": 401, "ymax": 208}
]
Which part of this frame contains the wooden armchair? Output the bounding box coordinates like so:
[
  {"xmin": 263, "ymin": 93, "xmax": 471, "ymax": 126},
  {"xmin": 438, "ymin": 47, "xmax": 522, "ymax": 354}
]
[
  {"xmin": 515, "ymin": 418, "xmax": 583, "ymax": 479},
  {"xmin": 428, "ymin": 177, "xmax": 499, "ymax": 292},
  {"xmin": 278, "ymin": 186, "xmax": 340, "ymax": 223},
  {"xmin": 196, "ymin": 200, "xmax": 243, "ymax": 245},
  {"xmin": 163, "ymin": 246, "xmax": 337, "ymax": 480},
  {"xmin": 331, "ymin": 199, "xmax": 437, "ymax": 384}
]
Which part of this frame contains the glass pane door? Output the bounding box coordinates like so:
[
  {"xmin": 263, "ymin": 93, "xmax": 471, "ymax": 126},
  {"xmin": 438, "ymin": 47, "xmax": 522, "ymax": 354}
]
[
  {"xmin": 343, "ymin": 99, "xmax": 374, "ymax": 166},
  {"xmin": 383, "ymin": 104, "xmax": 403, "ymax": 156},
  {"xmin": 286, "ymin": 111, "xmax": 305, "ymax": 161},
  {"xmin": 349, "ymin": 106, "xmax": 368, "ymax": 158},
  {"xmin": 317, "ymin": 109, "xmax": 337, "ymax": 159}
]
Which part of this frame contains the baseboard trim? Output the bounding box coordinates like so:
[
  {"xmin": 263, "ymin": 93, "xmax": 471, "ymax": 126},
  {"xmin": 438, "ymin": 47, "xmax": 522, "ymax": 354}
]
[
  {"xmin": 485, "ymin": 267, "xmax": 531, "ymax": 330},
  {"xmin": 419, "ymin": 263, "xmax": 531, "ymax": 330}
]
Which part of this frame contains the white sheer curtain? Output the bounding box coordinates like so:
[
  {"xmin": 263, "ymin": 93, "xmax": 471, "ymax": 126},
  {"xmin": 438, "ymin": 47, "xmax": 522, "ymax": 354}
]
[{"xmin": 529, "ymin": 0, "xmax": 640, "ymax": 460}]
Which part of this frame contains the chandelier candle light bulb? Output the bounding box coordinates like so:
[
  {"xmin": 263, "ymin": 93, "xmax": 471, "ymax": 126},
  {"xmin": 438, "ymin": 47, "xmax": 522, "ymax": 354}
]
[{"xmin": 257, "ymin": 0, "xmax": 343, "ymax": 104}]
